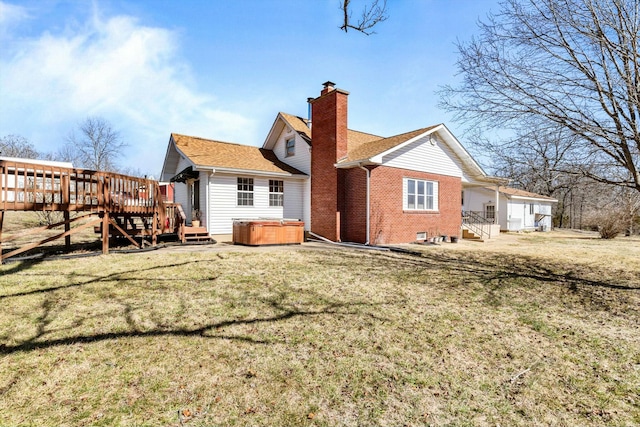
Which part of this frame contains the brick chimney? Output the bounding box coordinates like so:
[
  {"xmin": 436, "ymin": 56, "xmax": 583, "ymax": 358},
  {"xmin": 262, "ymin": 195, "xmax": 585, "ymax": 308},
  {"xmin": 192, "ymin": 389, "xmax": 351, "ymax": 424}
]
[{"xmin": 310, "ymin": 81, "xmax": 349, "ymax": 241}]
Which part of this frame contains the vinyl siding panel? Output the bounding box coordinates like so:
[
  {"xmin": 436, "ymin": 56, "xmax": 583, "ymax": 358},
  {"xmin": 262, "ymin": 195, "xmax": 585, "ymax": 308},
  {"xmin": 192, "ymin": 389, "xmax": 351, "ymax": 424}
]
[
  {"xmin": 208, "ymin": 174, "xmax": 304, "ymax": 235},
  {"xmin": 273, "ymin": 129, "xmax": 311, "ymax": 175},
  {"xmin": 283, "ymin": 180, "xmax": 304, "ymax": 220},
  {"xmin": 272, "ymin": 126, "xmax": 311, "ymax": 226},
  {"xmin": 173, "ymin": 156, "xmax": 191, "ymax": 217},
  {"xmin": 382, "ymin": 135, "xmax": 464, "ymax": 178}
]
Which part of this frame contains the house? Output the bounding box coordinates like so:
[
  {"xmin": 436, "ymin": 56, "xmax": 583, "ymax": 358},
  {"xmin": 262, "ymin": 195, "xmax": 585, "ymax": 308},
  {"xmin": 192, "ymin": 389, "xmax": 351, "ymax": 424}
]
[
  {"xmin": 160, "ymin": 81, "xmax": 505, "ymax": 244},
  {"xmin": 463, "ymin": 186, "xmax": 558, "ymax": 232},
  {"xmin": 158, "ymin": 182, "xmax": 174, "ymax": 203}
]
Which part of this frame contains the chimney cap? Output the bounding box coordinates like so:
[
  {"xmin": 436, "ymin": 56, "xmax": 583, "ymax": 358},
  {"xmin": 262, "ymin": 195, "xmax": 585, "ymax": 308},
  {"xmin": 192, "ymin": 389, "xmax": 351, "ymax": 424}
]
[{"xmin": 322, "ymin": 81, "xmax": 336, "ymax": 88}]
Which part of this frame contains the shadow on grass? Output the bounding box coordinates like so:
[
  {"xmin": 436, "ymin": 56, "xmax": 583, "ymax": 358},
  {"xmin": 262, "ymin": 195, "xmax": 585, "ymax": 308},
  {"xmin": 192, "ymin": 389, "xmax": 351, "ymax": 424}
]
[
  {"xmin": 0, "ymin": 259, "xmax": 217, "ymax": 300},
  {"xmin": 0, "ymin": 290, "xmax": 388, "ymax": 355},
  {"xmin": 386, "ymin": 249, "xmax": 640, "ymax": 291},
  {"xmin": 1, "ymin": 247, "xmax": 637, "ymax": 356}
]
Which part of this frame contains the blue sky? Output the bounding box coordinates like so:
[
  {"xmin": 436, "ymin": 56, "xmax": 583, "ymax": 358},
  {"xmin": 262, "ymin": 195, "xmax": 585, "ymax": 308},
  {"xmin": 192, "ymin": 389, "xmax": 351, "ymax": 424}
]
[{"xmin": 0, "ymin": 0, "xmax": 501, "ymax": 176}]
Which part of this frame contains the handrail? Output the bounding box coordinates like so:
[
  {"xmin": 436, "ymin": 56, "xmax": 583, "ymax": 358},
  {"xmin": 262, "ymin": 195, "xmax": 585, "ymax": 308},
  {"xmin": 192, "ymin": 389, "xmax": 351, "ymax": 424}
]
[
  {"xmin": 462, "ymin": 210, "xmax": 494, "ymax": 224},
  {"xmin": 461, "ymin": 210, "xmax": 495, "ymax": 240},
  {"xmin": 0, "ymin": 159, "xmax": 161, "ymax": 214}
]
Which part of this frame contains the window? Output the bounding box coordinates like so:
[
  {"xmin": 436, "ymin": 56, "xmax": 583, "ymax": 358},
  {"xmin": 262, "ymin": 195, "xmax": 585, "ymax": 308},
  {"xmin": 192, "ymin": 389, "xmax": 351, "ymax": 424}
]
[
  {"xmin": 404, "ymin": 178, "xmax": 437, "ymax": 211},
  {"xmin": 285, "ymin": 138, "xmax": 295, "ymax": 157},
  {"xmin": 529, "ymin": 203, "xmax": 534, "ymax": 215},
  {"xmin": 237, "ymin": 177, "xmax": 254, "ymax": 206},
  {"xmin": 269, "ymin": 179, "xmax": 284, "ymax": 207},
  {"xmin": 485, "ymin": 204, "xmax": 495, "ymax": 220}
]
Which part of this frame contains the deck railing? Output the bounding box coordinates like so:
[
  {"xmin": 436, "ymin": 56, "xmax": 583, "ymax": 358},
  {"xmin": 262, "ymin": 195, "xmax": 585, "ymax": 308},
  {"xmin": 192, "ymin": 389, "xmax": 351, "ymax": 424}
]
[
  {"xmin": 462, "ymin": 210, "xmax": 495, "ymax": 240},
  {"xmin": 0, "ymin": 159, "xmax": 160, "ymax": 214}
]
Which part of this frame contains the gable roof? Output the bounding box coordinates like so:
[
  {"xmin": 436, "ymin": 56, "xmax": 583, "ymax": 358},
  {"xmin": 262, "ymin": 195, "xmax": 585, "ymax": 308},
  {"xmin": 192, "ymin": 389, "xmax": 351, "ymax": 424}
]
[
  {"xmin": 334, "ymin": 123, "xmax": 503, "ymax": 184},
  {"xmin": 279, "ymin": 113, "xmax": 311, "ymax": 142},
  {"xmin": 499, "ymin": 186, "xmax": 558, "ymax": 202},
  {"xmin": 271, "ymin": 112, "xmax": 382, "ymax": 150},
  {"xmin": 170, "ymin": 133, "xmax": 306, "ymax": 176},
  {"xmin": 341, "ymin": 126, "xmax": 438, "ymax": 163}
]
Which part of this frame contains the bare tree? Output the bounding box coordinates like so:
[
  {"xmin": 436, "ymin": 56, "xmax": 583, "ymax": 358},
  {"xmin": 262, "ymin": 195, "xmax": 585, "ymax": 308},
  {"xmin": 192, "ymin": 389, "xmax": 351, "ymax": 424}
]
[
  {"xmin": 439, "ymin": 0, "xmax": 640, "ymax": 193},
  {"xmin": 0, "ymin": 134, "xmax": 40, "ymax": 159},
  {"xmin": 65, "ymin": 117, "xmax": 127, "ymax": 171},
  {"xmin": 340, "ymin": 0, "xmax": 388, "ymax": 35}
]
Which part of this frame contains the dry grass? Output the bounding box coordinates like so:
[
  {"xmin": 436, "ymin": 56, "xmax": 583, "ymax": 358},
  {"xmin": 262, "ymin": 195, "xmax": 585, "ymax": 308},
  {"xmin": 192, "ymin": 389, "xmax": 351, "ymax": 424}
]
[
  {"xmin": 0, "ymin": 231, "xmax": 638, "ymax": 426},
  {"xmin": 1, "ymin": 211, "xmax": 103, "ymax": 256}
]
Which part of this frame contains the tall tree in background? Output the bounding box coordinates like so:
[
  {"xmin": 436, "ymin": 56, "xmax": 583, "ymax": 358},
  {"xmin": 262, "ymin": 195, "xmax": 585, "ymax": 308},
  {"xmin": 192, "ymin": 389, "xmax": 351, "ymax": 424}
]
[
  {"xmin": 440, "ymin": 0, "xmax": 640, "ymax": 193},
  {"xmin": 0, "ymin": 134, "xmax": 40, "ymax": 159},
  {"xmin": 65, "ymin": 117, "xmax": 127, "ymax": 171}
]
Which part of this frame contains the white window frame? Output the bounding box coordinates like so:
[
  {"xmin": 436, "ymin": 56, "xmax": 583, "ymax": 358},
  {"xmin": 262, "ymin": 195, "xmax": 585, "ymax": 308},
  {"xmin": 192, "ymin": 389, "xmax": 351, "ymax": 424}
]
[
  {"xmin": 237, "ymin": 177, "xmax": 254, "ymax": 206},
  {"xmin": 485, "ymin": 204, "xmax": 495, "ymax": 220},
  {"xmin": 403, "ymin": 178, "xmax": 438, "ymax": 211},
  {"xmin": 269, "ymin": 179, "xmax": 284, "ymax": 207},
  {"xmin": 285, "ymin": 138, "xmax": 295, "ymax": 157}
]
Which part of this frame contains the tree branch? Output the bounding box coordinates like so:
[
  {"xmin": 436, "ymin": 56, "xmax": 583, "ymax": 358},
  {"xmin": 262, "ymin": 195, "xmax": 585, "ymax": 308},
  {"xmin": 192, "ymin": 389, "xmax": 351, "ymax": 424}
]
[{"xmin": 340, "ymin": 0, "xmax": 388, "ymax": 35}]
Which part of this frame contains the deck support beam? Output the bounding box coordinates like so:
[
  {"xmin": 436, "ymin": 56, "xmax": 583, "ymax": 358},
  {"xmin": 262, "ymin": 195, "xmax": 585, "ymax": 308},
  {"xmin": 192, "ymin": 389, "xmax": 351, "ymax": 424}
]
[
  {"xmin": 102, "ymin": 213, "xmax": 109, "ymax": 255},
  {"xmin": 64, "ymin": 211, "xmax": 71, "ymax": 249},
  {"xmin": 0, "ymin": 211, "xmax": 4, "ymax": 265}
]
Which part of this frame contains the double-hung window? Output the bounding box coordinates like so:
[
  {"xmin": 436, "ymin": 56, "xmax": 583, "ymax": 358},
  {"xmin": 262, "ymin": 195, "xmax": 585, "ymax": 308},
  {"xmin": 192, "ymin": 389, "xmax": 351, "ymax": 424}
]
[
  {"xmin": 269, "ymin": 180, "xmax": 284, "ymax": 207},
  {"xmin": 285, "ymin": 138, "xmax": 295, "ymax": 157},
  {"xmin": 404, "ymin": 178, "xmax": 437, "ymax": 211},
  {"xmin": 237, "ymin": 177, "xmax": 254, "ymax": 206}
]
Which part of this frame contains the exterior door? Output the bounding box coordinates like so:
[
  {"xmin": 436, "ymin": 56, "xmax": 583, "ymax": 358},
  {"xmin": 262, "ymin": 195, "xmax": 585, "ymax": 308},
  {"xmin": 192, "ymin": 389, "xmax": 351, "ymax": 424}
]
[{"xmin": 484, "ymin": 203, "xmax": 495, "ymax": 223}]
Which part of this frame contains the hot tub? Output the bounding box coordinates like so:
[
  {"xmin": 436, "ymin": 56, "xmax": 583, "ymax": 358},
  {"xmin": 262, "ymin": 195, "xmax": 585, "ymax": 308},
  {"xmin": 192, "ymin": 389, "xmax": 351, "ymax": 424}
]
[{"xmin": 232, "ymin": 219, "xmax": 304, "ymax": 246}]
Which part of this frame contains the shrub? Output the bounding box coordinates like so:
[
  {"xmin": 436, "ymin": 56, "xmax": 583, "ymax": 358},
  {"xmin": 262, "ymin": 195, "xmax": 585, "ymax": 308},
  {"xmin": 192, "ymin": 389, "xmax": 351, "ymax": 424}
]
[{"xmin": 597, "ymin": 215, "xmax": 625, "ymax": 239}]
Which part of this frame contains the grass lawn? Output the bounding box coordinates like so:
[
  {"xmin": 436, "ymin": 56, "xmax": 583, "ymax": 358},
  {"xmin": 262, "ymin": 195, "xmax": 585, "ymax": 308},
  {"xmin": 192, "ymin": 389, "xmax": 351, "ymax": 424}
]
[{"xmin": 0, "ymin": 231, "xmax": 638, "ymax": 426}]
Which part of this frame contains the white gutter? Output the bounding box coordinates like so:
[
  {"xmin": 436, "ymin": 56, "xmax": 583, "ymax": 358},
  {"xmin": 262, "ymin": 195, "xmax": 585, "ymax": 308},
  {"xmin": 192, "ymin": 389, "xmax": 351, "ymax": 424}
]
[
  {"xmin": 358, "ymin": 164, "xmax": 371, "ymax": 245},
  {"xmin": 194, "ymin": 165, "xmax": 307, "ymax": 179}
]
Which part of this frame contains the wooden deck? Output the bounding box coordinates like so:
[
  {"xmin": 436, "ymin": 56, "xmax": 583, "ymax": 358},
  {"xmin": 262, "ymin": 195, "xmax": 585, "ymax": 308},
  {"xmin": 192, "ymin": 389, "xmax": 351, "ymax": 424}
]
[{"xmin": 0, "ymin": 158, "xmax": 187, "ymax": 262}]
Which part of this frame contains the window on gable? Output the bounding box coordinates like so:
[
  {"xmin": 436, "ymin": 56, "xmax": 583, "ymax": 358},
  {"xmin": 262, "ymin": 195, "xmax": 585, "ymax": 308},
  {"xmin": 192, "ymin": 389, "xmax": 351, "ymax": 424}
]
[
  {"xmin": 237, "ymin": 177, "xmax": 254, "ymax": 206},
  {"xmin": 404, "ymin": 178, "xmax": 438, "ymax": 211},
  {"xmin": 269, "ymin": 179, "xmax": 284, "ymax": 207},
  {"xmin": 285, "ymin": 138, "xmax": 295, "ymax": 157}
]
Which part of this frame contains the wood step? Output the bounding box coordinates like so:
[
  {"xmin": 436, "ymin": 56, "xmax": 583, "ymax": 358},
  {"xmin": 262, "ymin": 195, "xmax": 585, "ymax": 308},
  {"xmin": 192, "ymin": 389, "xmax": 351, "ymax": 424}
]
[
  {"xmin": 183, "ymin": 226, "xmax": 214, "ymax": 243},
  {"xmin": 462, "ymin": 229, "xmax": 484, "ymax": 242}
]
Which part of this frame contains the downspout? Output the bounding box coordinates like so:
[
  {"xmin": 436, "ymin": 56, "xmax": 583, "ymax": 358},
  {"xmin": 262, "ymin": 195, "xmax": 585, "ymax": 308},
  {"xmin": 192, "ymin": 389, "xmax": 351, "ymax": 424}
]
[
  {"xmin": 494, "ymin": 185, "xmax": 500, "ymax": 225},
  {"xmin": 358, "ymin": 164, "xmax": 371, "ymax": 245}
]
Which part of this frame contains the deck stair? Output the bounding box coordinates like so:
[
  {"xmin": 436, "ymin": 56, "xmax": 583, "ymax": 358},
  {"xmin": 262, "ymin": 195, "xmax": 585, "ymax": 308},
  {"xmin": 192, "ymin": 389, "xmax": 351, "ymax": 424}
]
[
  {"xmin": 183, "ymin": 226, "xmax": 214, "ymax": 243},
  {"xmin": 0, "ymin": 158, "xmax": 197, "ymax": 262},
  {"xmin": 462, "ymin": 228, "xmax": 484, "ymax": 242},
  {"xmin": 462, "ymin": 210, "xmax": 494, "ymax": 241}
]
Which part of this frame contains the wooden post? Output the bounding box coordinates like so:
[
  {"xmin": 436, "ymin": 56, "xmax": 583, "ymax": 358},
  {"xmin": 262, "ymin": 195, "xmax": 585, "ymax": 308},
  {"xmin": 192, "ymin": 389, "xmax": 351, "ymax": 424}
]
[
  {"xmin": 62, "ymin": 174, "xmax": 70, "ymax": 249},
  {"xmin": 0, "ymin": 211, "xmax": 4, "ymax": 265},
  {"xmin": 64, "ymin": 211, "xmax": 71, "ymax": 249},
  {"xmin": 152, "ymin": 210, "xmax": 158, "ymax": 246},
  {"xmin": 102, "ymin": 213, "xmax": 109, "ymax": 255},
  {"xmin": 102, "ymin": 177, "xmax": 110, "ymax": 255}
]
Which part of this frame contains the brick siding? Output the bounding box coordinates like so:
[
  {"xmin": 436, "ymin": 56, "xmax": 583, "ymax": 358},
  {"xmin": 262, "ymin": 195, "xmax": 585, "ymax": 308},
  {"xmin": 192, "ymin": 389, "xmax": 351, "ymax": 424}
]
[
  {"xmin": 310, "ymin": 87, "xmax": 349, "ymax": 241},
  {"xmin": 369, "ymin": 166, "xmax": 462, "ymax": 244}
]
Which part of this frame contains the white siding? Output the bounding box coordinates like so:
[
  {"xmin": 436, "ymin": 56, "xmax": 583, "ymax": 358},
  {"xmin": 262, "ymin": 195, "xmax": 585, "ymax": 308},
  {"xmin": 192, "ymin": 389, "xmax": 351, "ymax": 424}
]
[
  {"xmin": 272, "ymin": 126, "xmax": 311, "ymax": 228},
  {"xmin": 173, "ymin": 156, "xmax": 191, "ymax": 218},
  {"xmin": 208, "ymin": 173, "xmax": 304, "ymax": 235},
  {"xmin": 283, "ymin": 180, "xmax": 304, "ymax": 220},
  {"xmin": 382, "ymin": 135, "xmax": 464, "ymax": 178},
  {"xmin": 273, "ymin": 129, "xmax": 311, "ymax": 175}
]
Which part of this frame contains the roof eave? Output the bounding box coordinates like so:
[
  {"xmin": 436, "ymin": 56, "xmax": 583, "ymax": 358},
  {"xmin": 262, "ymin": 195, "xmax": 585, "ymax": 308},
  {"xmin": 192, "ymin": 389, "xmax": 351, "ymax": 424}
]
[
  {"xmin": 334, "ymin": 159, "xmax": 381, "ymax": 168},
  {"xmin": 196, "ymin": 165, "xmax": 308, "ymax": 178},
  {"xmin": 509, "ymin": 195, "xmax": 558, "ymax": 203}
]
